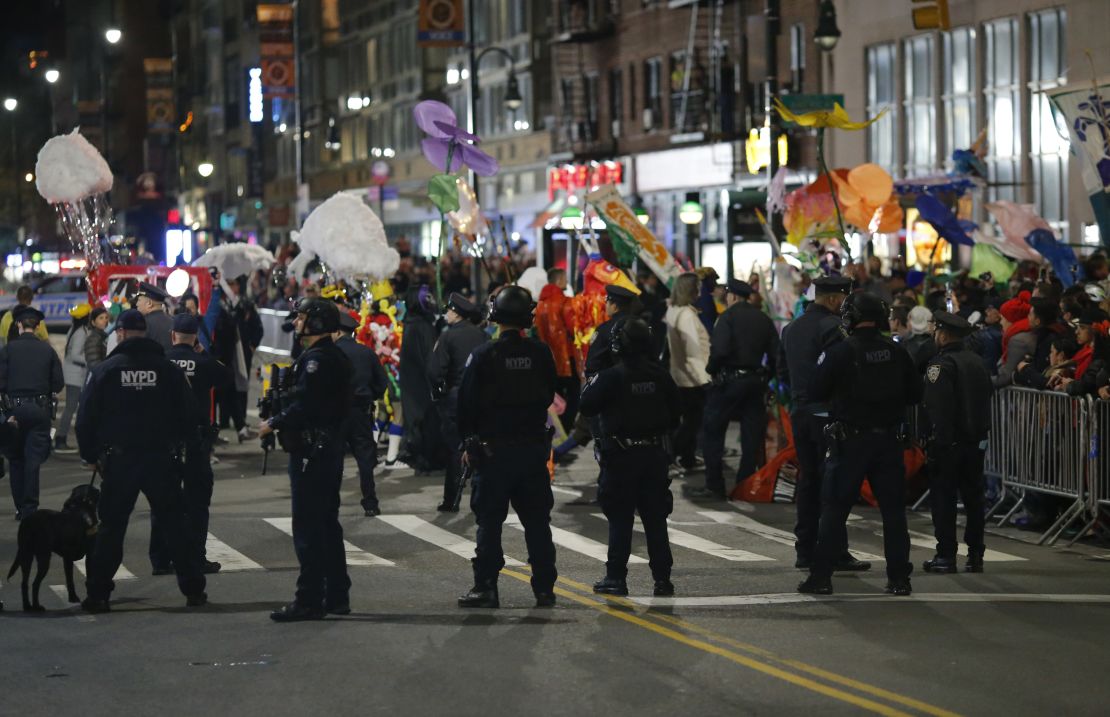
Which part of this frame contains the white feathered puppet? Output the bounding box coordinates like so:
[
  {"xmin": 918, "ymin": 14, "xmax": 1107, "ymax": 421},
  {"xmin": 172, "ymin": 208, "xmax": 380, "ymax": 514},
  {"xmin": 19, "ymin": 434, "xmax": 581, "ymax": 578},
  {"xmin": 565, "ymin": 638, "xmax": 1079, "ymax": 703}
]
[{"xmin": 288, "ymin": 192, "xmax": 400, "ymax": 283}]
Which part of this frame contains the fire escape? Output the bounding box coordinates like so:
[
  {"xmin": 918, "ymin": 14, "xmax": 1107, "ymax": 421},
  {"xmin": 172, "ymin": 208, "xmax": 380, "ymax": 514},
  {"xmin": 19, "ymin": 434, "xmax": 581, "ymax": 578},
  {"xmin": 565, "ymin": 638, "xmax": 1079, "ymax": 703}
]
[{"xmin": 551, "ymin": 0, "xmax": 617, "ymax": 159}]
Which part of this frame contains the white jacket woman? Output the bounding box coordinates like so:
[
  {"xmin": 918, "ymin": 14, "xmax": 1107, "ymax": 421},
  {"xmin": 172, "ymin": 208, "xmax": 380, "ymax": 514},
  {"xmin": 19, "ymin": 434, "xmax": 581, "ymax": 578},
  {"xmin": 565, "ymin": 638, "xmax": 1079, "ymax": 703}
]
[
  {"xmin": 55, "ymin": 308, "xmax": 91, "ymax": 451},
  {"xmin": 664, "ymin": 273, "xmax": 711, "ymax": 469}
]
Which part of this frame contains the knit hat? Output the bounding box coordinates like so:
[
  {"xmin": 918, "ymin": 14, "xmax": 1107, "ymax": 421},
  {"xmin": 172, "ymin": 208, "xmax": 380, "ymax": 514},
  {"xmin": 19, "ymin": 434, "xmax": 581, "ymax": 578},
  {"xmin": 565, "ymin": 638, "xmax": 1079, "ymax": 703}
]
[{"xmin": 999, "ymin": 290, "xmax": 1032, "ymax": 323}]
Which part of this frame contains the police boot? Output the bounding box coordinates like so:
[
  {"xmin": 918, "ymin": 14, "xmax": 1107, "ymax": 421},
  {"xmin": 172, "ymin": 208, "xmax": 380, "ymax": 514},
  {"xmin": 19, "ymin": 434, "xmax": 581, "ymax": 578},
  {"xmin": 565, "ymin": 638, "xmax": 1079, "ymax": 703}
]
[
  {"xmin": 534, "ymin": 592, "xmax": 556, "ymax": 608},
  {"xmin": 592, "ymin": 576, "xmax": 629, "ymax": 596},
  {"xmin": 653, "ymin": 579, "xmax": 675, "ymax": 597},
  {"xmin": 922, "ymin": 555, "xmax": 959, "ymax": 573},
  {"xmin": 885, "ymin": 578, "xmax": 913, "ymax": 596},
  {"xmin": 833, "ymin": 554, "xmax": 872, "ymax": 572},
  {"xmin": 965, "ymin": 550, "xmax": 986, "ymax": 573},
  {"xmin": 80, "ymin": 596, "xmax": 111, "ymax": 614},
  {"xmin": 797, "ymin": 575, "xmax": 833, "ymax": 595},
  {"xmin": 270, "ymin": 601, "xmax": 326, "ymax": 622},
  {"xmin": 458, "ymin": 582, "xmax": 499, "ymax": 608}
]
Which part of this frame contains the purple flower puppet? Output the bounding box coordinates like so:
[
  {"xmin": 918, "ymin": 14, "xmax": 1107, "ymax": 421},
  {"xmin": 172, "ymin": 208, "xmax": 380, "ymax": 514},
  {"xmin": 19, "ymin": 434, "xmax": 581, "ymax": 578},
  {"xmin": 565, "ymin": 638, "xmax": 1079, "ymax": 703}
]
[{"xmin": 414, "ymin": 101, "xmax": 499, "ymax": 177}]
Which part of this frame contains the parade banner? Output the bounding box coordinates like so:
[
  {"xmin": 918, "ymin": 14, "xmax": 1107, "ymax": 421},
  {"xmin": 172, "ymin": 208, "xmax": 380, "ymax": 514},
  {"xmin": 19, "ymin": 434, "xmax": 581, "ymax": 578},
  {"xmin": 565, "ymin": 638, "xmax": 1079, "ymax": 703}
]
[
  {"xmin": 143, "ymin": 58, "xmax": 174, "ymax": 134},
  {"xmin": 1048, "ymin": 78, "xmax": 1110, "ymax": 248},
  {"xmin": 586, "ymin": 184, "xmax": 683, "ymax": 288},
  {"xmin": 417, "ymin": 0, "xmax": 465, "ymax": 47},
  {"xmin": 258, "ymin": 3, "xmax": 295, "ymax": 100}
]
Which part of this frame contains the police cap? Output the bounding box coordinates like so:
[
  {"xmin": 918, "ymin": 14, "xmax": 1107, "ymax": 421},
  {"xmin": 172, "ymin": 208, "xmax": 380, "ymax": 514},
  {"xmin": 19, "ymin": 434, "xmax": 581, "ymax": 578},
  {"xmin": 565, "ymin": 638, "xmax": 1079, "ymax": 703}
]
[
  {"xmin": 135, "ymin": 281, "xmax": 168, "ymax": 304},
  {"xmin": 10, "ymin": 304, "xmax": 45, "ymax": 324},
  {"xmin": 932, "ymin": 311, "xmax": 973, "ymax": 336},
  {"xmin": 116, "ymin": 309, "xmax": 147, "ymax": 331},
  {"xmin": 813, "ymin": 275, "xmax": 853, "ymax": 295},
  {"xmin": 446, "ymin": 292, "xmax": 479, "ymax": 319},
  {"xmin": 605, "ymin": 284, "xmax": 637, "ymax": 301},
  {"xmin": 172, "ymin": 313, "xmax": 200, "ymax": 334},
  {"xmin": 726, "ymin": 279, "xmax": 753, "ymax": 297}
]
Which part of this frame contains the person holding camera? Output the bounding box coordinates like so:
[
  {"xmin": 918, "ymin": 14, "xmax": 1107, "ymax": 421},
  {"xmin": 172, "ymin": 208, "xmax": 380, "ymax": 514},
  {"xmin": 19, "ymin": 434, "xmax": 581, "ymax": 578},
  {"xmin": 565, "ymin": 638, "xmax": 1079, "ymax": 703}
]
[
  {"xmin": 428, "ymin": 292, "xmax": 487, "ymax": 512},
  {"xmin": 258, "ymin": 298, "xmax": 353, "ymax": 622}
]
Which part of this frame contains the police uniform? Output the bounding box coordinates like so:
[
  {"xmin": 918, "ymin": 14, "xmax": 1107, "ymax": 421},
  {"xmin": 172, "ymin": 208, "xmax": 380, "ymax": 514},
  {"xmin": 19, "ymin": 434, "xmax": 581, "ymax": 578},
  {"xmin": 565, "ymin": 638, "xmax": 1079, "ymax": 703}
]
[
  {"xmin": 136, "ymin": 281, "xmax": 175, "ymax": 352},
  {"xmin": 691, "ymin": 280, "xmax": 779, "ymax": 499},
  {"xmin": 777, "ymin": 276, "xmax": 868, "ymax": 571},
  {"xmin": 922, "ymin": 311, "xmax": 993, "ymax": 573},
  {"xmin": 75, "ymin": 310, "xmax": 206, "ymax": 611},
  {"xmin": 457, "ymin": 286, "xmax": 558, "ymax": 608},
  {"xmin": 580, "ymin": 319, "xmax": 681, "ymax": 597},
  {"xmin": 335, "ymin": 310, "xmax": 389, "ymax": 516},
  {"xmin": 429, "ymin": 293, "xmax": 489, "ymax": 511},
  {"xmin": 0, "ymin": 305, "xmax": 64, "ymax": 519},
  {"xmin": 585, "ymin": 285, "xmax": 638, "ymax": 379},
  {"xmin": 149, "ymin": 313, "xmax": 232, "ymax": 574},
  {"xmin": 267, "ymin": 299, "xmax": 354, "ymax": 621},
  {"xmin": 799, "ymin": 293, "xmax": 921, "ymax": 596}
]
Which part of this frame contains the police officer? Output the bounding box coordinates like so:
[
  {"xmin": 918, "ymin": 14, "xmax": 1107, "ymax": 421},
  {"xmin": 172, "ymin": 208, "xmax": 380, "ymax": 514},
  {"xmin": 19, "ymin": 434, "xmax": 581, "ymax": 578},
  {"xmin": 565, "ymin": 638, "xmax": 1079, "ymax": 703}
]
[
  {"xmin": 149, "ymin": 313, "xmax": 231, "ymax": 575},
  {"xmin": 586, "ymin": 284, "xmax": 640, "ymax": 378},
  {"xmin": 456, "ymin": 286, "xmax": 558, "ymax": 609},
  {"xmin": 922, "ymin": 311, "xmax": 993, "ymax": 573},
  {"xmin": 335, "ymin": 309, "xmax": 389, "ymax": 517},
  {"xmin": 259, "ymin": 298, "xmax": 353, "ymax": 621},
  {"xmin": 777, "ymin": 276, "xmax": 869, "ymax": 572},
  {"xmin": 76, "ymin": 309, "xmax": 206, "ymax": 612},
  {"xmin": 686, "ymin": 279, "xmax": 779, "ymax": 500},
  {"xmin": 798, "ymin": 292, "xmax": 921, "ymax": 596},
  {"xmin": 580, "ymin": 318, "xmax": 680, "ymax": 597},
  {"xmin": 429, "ymin": 292, "xmax": 488, "ymax": 511},
  {"xmin": 134, "ymin": 281, "xmax": 175, "ymax": 352},
  {"xmin": 0, "ymin": 305, "xmax": 63, "ymax": 520}
]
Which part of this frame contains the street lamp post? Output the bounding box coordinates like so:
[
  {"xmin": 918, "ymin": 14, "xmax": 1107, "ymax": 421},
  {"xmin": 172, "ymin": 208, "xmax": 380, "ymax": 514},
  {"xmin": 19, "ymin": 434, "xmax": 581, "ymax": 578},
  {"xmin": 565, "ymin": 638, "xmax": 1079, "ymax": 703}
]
[
  {"xmin": 3, "ymin": 99, "xmax": 20, "ymax": 241},
  {"xmin": 764, "ymin": 0, "xmax": 781, "ymax": 251},
  {"xmin": 466, "ymin": 0, "xmax": 524, "ymax": 297}
]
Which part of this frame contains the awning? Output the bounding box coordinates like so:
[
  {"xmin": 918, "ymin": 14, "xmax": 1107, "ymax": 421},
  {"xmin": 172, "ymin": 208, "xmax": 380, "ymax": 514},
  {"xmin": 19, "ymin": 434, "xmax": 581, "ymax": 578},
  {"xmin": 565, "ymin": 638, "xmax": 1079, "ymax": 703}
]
[{"xmin": 530, "ymin": 196, "xmax": 567, "ymax": 229}]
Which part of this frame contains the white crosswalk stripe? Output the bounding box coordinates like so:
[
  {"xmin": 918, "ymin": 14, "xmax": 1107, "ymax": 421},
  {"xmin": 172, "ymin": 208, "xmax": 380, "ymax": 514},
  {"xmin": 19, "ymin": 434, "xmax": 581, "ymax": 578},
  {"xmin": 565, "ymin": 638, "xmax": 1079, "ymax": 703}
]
[
  {"xmin": 205, "ymin": 533, "xmax": 265, "ymax": 571},
  {"xmin": 848, "ymin": 514, "xmax": 1027, "ymax": 562},
  {"xmin": 586, "ymin": 514, "xmax": 776, "ymax": 562},
  {"xmin": 377, "ymin": 514, "xmax": 525, "ymax": 566},
  {"xmin": 700, "ymin": 510, "xmax": 884, "ymax": 562},
  {"xmin": 73, "ymin": 557, "xmax": 136, "ymax": 581},
  {"xmin": 264, "ymin": 517, "xmax": 395, "ymax": 566},
  {"xmin": 507, "ymin": 513, "xmax": 647, "ymax": 564}
]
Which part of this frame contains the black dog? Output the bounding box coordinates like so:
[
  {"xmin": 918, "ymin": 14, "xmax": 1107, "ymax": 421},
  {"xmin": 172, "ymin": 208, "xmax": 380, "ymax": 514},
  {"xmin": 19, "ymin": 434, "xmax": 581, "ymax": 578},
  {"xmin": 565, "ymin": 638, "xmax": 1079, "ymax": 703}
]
[{"xmin": 7, "ymin": 484, "xmax": 101, "ymax": 612}]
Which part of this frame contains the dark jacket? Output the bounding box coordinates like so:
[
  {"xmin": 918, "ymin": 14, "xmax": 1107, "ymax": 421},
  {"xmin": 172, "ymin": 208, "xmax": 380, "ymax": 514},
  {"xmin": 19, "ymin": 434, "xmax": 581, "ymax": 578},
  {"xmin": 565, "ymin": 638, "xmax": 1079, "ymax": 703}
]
[
  {"xmin": 428, "ymin": 319, "xmax": 488, "ymax": 392},
  {"xmin": 83, "ymin": 326, "xmax": 108, "ymax": 371},
  {"xmin": 166, "ymin": 343, "xmax": 232, "ymax": 429},
  {"xmin": 0, "ymin": 333, "xmax": 64, "ymax": 397},
  {"xmin": 585, "ymin": 314, "xmax": 626, "ymax": 379},
  {"xmin": 457, "ymin": 330, "xmax": 556, "ymax": 441},
  {"xmin": 336, "ymin": 334, "xmax": 389, "ymax": 409},
  {"xmin": 901, "ymin": 333, "xmax": 937, "ymax": 374},
  {"xmin": 811, "ymin": 327, "xmax": 922, "ymax": 429},
  {"xmin": 75, "ymin": 337, "xmax": 194, "ymax": 464},
  {"xmin": 268, "ymin": 336, "xmax": 352, "ymax": 436},
  {"xmin": 579, "ymin": 357, "xmax": 680, "ymax": 443},
  {"xmin": 707, "ymin": 301, "xmax": 778, "ymax": 377},
  {"xmin": 923, "ymin": 342, "xmax": 993, "ymax": 446},
  {"xmin": 777, "ymin": 302, "xmax": 844, "ymax": 412}
]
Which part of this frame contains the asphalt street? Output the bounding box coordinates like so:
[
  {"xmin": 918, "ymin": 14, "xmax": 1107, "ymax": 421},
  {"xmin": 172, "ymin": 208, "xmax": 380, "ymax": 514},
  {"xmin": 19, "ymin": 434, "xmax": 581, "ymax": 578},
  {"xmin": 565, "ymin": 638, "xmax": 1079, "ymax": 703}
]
[{"xmin": 2, "ymin": 412, "xmax": 1109, "ymax": 716}]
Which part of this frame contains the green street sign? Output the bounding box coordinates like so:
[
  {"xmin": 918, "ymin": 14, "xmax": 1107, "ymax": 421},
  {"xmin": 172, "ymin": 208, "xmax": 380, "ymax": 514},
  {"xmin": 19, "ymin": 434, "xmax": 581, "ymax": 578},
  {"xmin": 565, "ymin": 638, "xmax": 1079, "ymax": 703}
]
[{"xmin": 779, "ymin": 93, "xmax": 845, "ymax": 116}]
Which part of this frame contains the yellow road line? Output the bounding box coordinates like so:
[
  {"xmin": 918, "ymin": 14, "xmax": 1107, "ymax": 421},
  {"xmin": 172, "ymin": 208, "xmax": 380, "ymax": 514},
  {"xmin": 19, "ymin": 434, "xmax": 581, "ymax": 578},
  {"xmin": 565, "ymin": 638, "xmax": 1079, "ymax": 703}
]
[{"xmin": 501, "ymin": 569, "xmax": 928, "ymax": 717}]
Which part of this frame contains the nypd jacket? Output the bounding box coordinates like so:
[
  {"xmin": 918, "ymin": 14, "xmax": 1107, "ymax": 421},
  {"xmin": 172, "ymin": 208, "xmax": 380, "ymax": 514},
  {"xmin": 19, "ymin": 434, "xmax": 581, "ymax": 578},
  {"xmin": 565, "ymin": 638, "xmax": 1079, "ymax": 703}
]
[
  {"xmin": 336, "ymin": 334, "xmax": 389, "ymax": 408},
  {"xmin": 267, "ymin": 336, "xmax": 353, "ymax": 436},
  {"xmin": 579, "ymin": 358, "xmax": 680, "ymax": 442},
  {"xmin": 165, "ymin": 343, "xmax": 232, "ymax": 429},
  {"xmin": 457, "ymin": 330, "xmax": 556, "ymax": 441},
  {"xmin": 75, "ymin": 337, "xmax": 195, "ymax": 464},
  {"xmin": 0, "ymin": 333, "xmax": 64, "ymax": 397}
]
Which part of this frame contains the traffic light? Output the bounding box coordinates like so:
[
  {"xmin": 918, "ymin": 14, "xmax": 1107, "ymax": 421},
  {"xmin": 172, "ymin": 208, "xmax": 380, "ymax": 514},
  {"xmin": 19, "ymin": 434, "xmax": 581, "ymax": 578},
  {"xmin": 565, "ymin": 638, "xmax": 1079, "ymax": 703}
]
[{"xmin": 911, "ymin": 0, "xmax": 950, "ymax": 30}]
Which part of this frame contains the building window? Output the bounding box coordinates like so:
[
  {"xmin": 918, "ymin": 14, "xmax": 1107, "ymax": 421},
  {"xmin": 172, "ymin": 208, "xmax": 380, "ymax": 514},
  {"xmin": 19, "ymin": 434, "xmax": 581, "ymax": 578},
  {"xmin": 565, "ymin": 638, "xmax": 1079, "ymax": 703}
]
[
  {"xmin": 644, "ymin": 56, "xmax": 662, "ymax": 130},
  {"xmin": 942, "ymin": 27, "xmax": 977, "ymax": 167},
  {"xmin": 984, "ymin": 17, "xmax": 1021, "ymax": 203},
  {"xmin": 866, "ymin": 43, "xmax": 896, "ymax": 170},
  {"xmin": 584, "ymin": 73, "xmax": 599, "ymax": 141},
  {"xmin": 790, "ymin": 23, "xmax": 805, "ymax": 92},
  {"xmin": 608, "ymin": 68, "xmax": 623, "ymax": 138},
  {"xmin": 1029, "ymin": 7, "xmax": 1069, "ymax": 237},
  {"xmin": 903, "ymin": 35, "xmax": 935, "ymax": 177}
]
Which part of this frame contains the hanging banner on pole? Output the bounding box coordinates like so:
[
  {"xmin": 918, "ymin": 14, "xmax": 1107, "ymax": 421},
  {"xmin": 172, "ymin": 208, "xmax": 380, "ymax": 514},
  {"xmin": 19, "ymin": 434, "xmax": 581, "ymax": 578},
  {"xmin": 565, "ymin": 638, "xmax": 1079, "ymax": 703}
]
[
  {"xmin": 1048, "ymin": 78, "xmax": 1110, "ymax": 247},
  {"xmin": 417, "ymin": 0, "xmax": 465, "ymax": 47},
  {"xmin": 258, "ymin": 3, "xmax": 295, "ymax": 100},
  {"xmin": 144, "ymin": 58, "xmax": 174, "ymax": 134},
  {"xmin": 586, "ymin": 184, "xmax": 684, "ymax": 289}
]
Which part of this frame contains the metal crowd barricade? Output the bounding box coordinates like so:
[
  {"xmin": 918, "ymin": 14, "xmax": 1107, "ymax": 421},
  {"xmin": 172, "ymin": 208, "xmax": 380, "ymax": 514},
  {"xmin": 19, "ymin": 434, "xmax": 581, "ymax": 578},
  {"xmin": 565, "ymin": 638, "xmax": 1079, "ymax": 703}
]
[
  {"xmin": 983, "ymin": 386, "xmax": 1092, "ymax": 545},
  {"xmin": 1071, "ymin": 397, "xmax": 1110, "ymax": 545}
]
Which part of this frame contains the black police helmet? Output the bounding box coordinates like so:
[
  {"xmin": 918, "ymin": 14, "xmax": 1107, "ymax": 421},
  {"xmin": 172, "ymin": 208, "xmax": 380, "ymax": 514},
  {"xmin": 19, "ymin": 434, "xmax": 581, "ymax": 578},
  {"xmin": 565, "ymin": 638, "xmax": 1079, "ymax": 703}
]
[
  {"xmin": 488, "ymin": 285, "xmax": 535, "ymax": 327},
  {"xmin": 841, "ymin": 291, "xmax": 888, "ymax": 331},
  {"xmin": 297, "ymin": 297, "xmax": 341, "ymax": 336},
  {"xmin": 611, "ymin": 317, "xmax": 653, "ymax": 359}
]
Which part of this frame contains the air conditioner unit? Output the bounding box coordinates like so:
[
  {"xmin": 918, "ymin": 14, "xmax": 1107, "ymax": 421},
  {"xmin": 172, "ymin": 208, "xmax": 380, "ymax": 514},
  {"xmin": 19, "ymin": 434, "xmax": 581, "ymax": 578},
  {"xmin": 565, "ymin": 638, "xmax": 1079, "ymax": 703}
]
[
  {"xmin": 611, "ymin": 119, "xmax": 621, "ymax": 138},
  {"xmin": 642, "ymin": 108, "xmax": 654, "ymax": 130}
]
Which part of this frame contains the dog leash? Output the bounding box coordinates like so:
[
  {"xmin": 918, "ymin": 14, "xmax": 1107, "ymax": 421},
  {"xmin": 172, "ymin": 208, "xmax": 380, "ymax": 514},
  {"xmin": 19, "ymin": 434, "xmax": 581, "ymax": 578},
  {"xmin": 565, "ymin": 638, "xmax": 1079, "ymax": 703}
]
[{"xmin": 87, "ymin": 465, "xmax": 100, "ymax": 488}]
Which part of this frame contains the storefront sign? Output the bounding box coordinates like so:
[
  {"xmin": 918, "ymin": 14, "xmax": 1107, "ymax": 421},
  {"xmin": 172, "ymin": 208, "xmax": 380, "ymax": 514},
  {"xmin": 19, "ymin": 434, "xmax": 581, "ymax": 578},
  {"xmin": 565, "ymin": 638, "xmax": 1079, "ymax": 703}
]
[
  {"xmin": 417, "ymin": 0, "xmax": 465, "ymax": 47},
  {"xmin": 258, "ymin": 4, "xmax": 295, "ymax": 100},
  {"xmin": 548, "ymin": 161, "xmax": 624, "ymax": 200},
  {"xmin": 587, "ymin": 184, "xmax": 683, "ymax": 289}
]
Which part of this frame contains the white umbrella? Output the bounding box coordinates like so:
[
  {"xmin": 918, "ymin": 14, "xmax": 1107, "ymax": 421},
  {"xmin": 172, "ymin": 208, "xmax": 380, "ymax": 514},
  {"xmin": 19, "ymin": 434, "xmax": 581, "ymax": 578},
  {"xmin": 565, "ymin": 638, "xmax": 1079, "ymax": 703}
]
[{"xmin": 193, "ymin": 243, "xmax": 276, "ymax": 279}]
